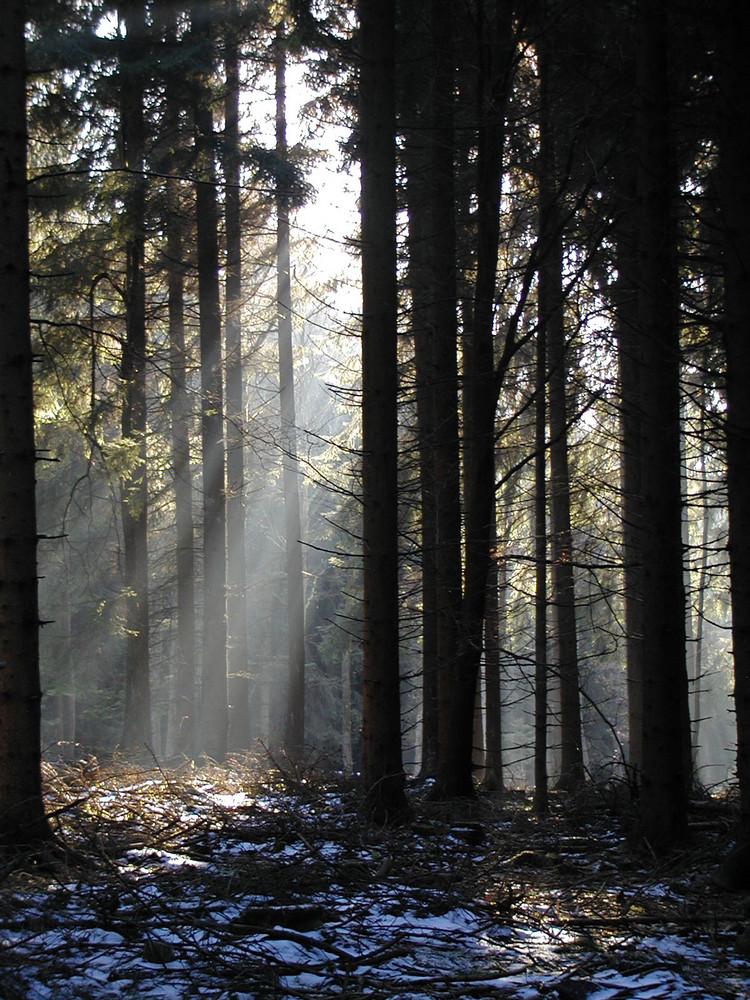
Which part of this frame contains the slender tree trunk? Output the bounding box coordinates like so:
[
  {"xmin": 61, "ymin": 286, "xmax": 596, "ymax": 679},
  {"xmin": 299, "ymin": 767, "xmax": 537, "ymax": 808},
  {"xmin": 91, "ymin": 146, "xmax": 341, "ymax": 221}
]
[
  {"xmin": 401, "ymin": 4, "xmax": 439, "ymax": 779},
  {"xmin": 613, "ymin": 160, "xmax": 644, "ymax": 785},
  {"xmin": 225, "ymin": 0, "xmax": 251, "ymax": 750},
  {"xmin": 691, "ymin": 399, "xmax": 709, "ymax": 767},
  {"xmin": 192, "ymin": 2, "xmax": 228, "ymax": 761},
  {"xmin": 437, "ymin": 0, "xmax": 514, "ymax": 799},
  {"xmin": 165, "ymin": 138, "xmax": 196, "ymax": 758},
  {"xmin": 482, "ymin": 500, "xmax": 503, "ymax": 791},
  {"xmin": 358, "ymin": 0, "xmax": 407, "ymax": 821},
  {"xmin": 341, "ymin": 644, "xmax": 353, "ymax": 774},
  {"xmin": 719, "ymin": 0, "xmax": 750, "ymax": 837},
  {"xmin": 0, "ymin": 0, "xmax": 51, "ymax": 845},
  {"xmin": 537, "ymin": 40, "xmax": 583, "ymax": 787},
  {"xmin": 275, "ymin": 22, "xmax": 306, "ymax": 757},
  {"xmin": 634, "ymin": 0, "xmax": 689, "ymax": 847},
  {"xmin": 430, "ymin": 0, "xmax": 465, "ymax": 797},
  {"xmin": 119, "ymin": 0, "xmax": 151, "ymax": 751},
  {"xmin": 533, "ymin": 314, "xmax": 549, "ymax": 815}
]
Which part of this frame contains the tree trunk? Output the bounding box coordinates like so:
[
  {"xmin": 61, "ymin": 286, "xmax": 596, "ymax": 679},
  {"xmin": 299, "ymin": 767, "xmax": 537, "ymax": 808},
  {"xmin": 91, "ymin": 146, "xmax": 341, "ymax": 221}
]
[
  {"xmin": 719, "ymin": 0, "xmax": 750, "ymax": 836},
  {"xmin": 225, "ymin": 0, "xmax": 250, "ymax": 750},
  {"xmin": 276, "ymin": 22, "xmax": 306, "ymax": 757},
  {"xmin": 358, "ymin": 0, "xmax": 407, "ymax": 821},
  {"xmin": 613, "ymin": 158, "xmax": 644, "ymax": 785},
  {"xmin": 119, "ymin": 0, "xmax": 151, "ymax": 752},
  {"xmin": 0, "ymin": 0, "xmax": 51, "ymax": 845},
  {"xmin": 538, "ymin": 31, "xmax": 583, "ymax": 788},
  {"xmin": 400, "ymin": 3, "xmax": 439, "ymax": 779},
  {"xmin": 634, "ymin": 0, "xmax": 689, "ymax": 848},
  {"xmin": 437, "ymin": 0, "xmax": 514, "ymax": 799},
  {"xmin": 533, "ymin": 310, "xmax": 549, "ymax": 815},
  {"xmin": 482, "ymin": 499, "xmax": 503, "ymax": 791},
  {"xmin": 165, "ymin": 99, "xmax": 196, "ymax": 759},
  {"xmin": 430, "ymin": 0, "xmax": 465, "ymax": 797},
  {"xmin": 192, "ymin": 2, "xmax": 228, "ymax": 762}
]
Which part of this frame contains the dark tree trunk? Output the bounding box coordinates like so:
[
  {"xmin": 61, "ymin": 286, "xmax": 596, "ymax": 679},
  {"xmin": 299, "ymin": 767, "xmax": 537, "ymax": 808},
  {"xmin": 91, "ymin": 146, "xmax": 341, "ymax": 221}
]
[
  {"xmin": 400, "ymin": 3, "xmax": 439, "ymax": 779},
  {"xmin": 719, "ymin": 0, "xmax": 750, "ymax": 836},
  {"xmin": 192, "ymin": 2, "xmax": 228, "ymax": 762},
  {"xmin": 358, "ymin": 0, "xmax": 408, "ymax": 821},
  {"xmin": 154, "ymin": 2, "xmax": 197, "ymax": 759},
  {"xmin": 166, "ymin": 169, "xmax": 196, "ymax": 756},
  {"xmin": 119, "ymin": 0, "xmax": 151, "ymax": 751},
  {"xmin": 533, "ymin": 312, "xmax": 549, "ymax": 815},
  {"xmin": 537, "ymin": 30, "xmax": 583, "ymax": 789},
  {"xmin": 482, "ymin": 500, "xmax": 504, "ymax": 792},
  {"xmin": 634, "ymin": 0, "xmax": 689, "ymax": 848},
  {"xmin": 436, "ymin": 0, "xmax": 514, "ymax": 799},
  {"xmin": 225, "ymin": 0, "xmax": 251, "ymax": 750},
  {"xmin": 0, "ymin": 0, "xmax": 51, "ymax": 845},
  {"xmin": 612, "ymin": 157, "xmax": 644, "ymax": 784},
  {"xmin": 276, "ymin": 22, "xmax": 306, "ymax": 757},
  {"xmin": 430, "ymin": 0, "xmax": 465, "ymax": 798}
]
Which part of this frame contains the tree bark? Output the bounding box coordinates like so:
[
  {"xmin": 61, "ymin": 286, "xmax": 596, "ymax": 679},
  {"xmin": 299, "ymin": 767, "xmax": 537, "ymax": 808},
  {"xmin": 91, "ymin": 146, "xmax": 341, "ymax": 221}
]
[
  {"xmin": 538, "ymin": 31, "xmax": 583, "ymax": 788},
  {"xmin": 276, "ymin": 21, "xmax": 306, "ymax": 757},
  {"xmin": 192, "ymin": 2, "xmax": 228, "ymax": 762},
  {"xmin": 225, "ymin": 0, "xmax": 251, "ymax": 750},
  {"xmin": 533, "ymin": 312, "xmax": 549, "ymax": 815},
  {"xmin": 436, "ymin": 0, "xmax": 514, "ymax": 799},
  {"xmin": 165, "ymin": 100, "xmax": 196, "ymax": 759},
  {"xmin": 400, "ymin": 3, "xmax": 439, "ymax": 779},
  {"xmin": 358, "ymin": 0, "xmax": 408, "ymax": 821},
  {"xmin": 430, "ymin": 0, "xmax": 465, "ymax": 797},
  {"xmin": 119, "ymin": 0, "xmax": 151, "ymax": 752},
  {"xmin": 0, "ymin": 0, "xmax": 51, "ymax": 845},
  {"xmin": 634, "ymin": 0, "xmax": 689, "ymax": 848}
]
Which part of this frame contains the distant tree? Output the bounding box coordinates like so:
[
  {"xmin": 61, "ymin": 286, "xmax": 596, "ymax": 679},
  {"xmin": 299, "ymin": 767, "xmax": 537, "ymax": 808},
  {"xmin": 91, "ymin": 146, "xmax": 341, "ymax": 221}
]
[
  {"xmin": 536, "ymin": 14, "xmax": 584, "ymax": 791},
  {"xmin": 224, "ymin": 0, "xmax": 251, "ymax": 749},
  {"xmin": 118, "ymin": 0, "xmax": 152, "ymax": 751},
  {"xmin": 358, "ymin": 0, "xmax": 408, "ymax": 821},
  {"xmin": 155, "ymin": 3, "xmax": 197, "ymax": 756},
  {"xmin": 191, "ymin": 0, "xmax": 229, "ymax": 761},
  {"xmin": 0, "ymin": 0, "xmax": 52, "ymax": 846},
  {"xmin": 276, "ymin": 18, "xmax": 306, "ymax": 757}
]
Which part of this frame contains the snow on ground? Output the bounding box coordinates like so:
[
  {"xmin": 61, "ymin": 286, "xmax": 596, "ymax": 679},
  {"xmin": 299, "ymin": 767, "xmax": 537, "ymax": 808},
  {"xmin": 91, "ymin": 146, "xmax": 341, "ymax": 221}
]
[{"xmin": 1, "ymin": 759, "xmax": 748, "ymax": 1000}]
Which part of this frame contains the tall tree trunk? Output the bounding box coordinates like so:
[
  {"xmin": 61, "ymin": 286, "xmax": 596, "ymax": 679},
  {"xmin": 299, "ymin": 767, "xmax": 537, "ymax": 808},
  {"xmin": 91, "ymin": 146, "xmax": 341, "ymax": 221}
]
[
  {"xmin": 154, "ymin": 2, "xmax": 197, "ymax": 759},
  {"xmin": 613, "ymin": 158, "xmax": 644, "ymax": 786},
  {"xmin": 482, "ymin": 499, "xmax": 503, "ymax": 791},
  {"xmin": 537, "ymin": 30, "xmax": 583, "ymax": 789},
  {"xmin": 634, "ymin": 0, "xmax": 689, "ymax": 847},
  {"xmin": 430, "ymin": 0, "xmax": 465, "ymax": 797},
  {"xmin": 0, "ymin": 0, "xmax": 51, "ymax": 845},
  {"xmin": 275, "ymin": 22, "xmax": 306, "ymax": 757},
  {"xmin": 166, "ymin": 164, "xmax": 196, "ymax": 756},
  {"xmin": 437, "ymin": 0, "xmax": 514, "ymax": 799},
  {"xmin": 225, "ymin": 0, "xmax": 251, "ymax": 749},
  {"xmin": 358, "ymin": 0, "xmax": 407, "ymax": 821},
  {"xmin": 119, "ymin": 0, "xmax": 151, "ymax": 751},
  {"xmin": 192, "ymin": 2, "xmax": 228, "ymax": 762},
  {"xmin": 533, "ymin": 310, "xmax": 549, "ymax": 815},
  {"xmin": 719, "ymin": 0, "xmax": 750, "ymax": 837},
  {"xmin": 400, "ymin": 4, "xmax": 439, "ymax": 779}
]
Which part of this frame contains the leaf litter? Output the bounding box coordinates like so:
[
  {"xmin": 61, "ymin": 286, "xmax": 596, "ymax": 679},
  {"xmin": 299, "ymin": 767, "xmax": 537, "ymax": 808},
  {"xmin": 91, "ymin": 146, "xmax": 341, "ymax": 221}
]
[{"xmin": 1, "ymin": 754, "xmax": 749, "ymax": 1000}]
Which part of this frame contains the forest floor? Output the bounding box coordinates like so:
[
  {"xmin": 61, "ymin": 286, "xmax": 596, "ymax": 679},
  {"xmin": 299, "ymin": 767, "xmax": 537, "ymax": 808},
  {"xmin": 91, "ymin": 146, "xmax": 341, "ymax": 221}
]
[{"xmin": 1, "ymin": 754, "xmax": 749, "ymax": 1000}]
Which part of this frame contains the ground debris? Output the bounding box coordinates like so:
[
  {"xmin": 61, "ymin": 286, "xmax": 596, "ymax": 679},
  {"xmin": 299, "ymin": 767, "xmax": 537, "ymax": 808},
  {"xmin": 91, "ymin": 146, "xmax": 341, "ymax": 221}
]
[{"xmin": 0, "ymin": 757, "xmax": 748, "ymax": 1000}]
